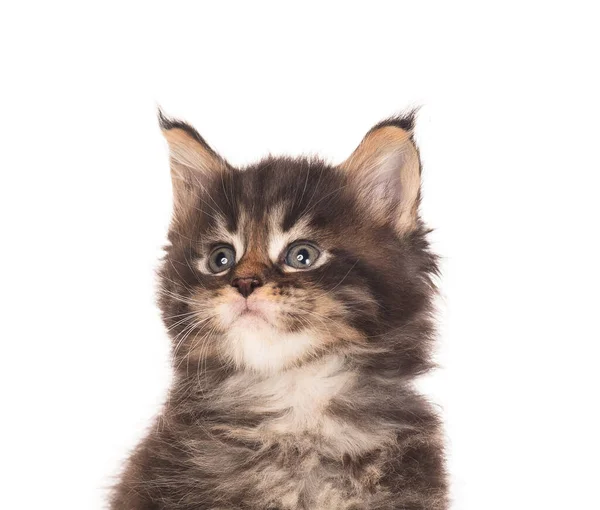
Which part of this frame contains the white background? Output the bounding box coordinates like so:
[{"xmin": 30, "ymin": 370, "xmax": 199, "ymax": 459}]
[{"xmin": 1, "ymin": 2, "xmax": 599, "ymax": 509}]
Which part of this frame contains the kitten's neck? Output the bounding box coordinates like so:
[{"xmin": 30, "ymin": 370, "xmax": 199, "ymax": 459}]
[
  {"xmin": 213, "ymin": 354, "xmax": 349, "ymax": 404},
  {"xmin": 170, "ymin": 354, "xmax": 404, "ymax": 458}
]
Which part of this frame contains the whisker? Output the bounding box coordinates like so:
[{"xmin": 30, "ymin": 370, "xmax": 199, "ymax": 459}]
[
  {"xmin": 174, "ymin": 315, "xmax": 215, "ymax": 367},
  {"xmin": 315, "ymin": 259, "xmax": 359, "ymax": 298},
  {"xmin": 166, "ymin": 314, "xmax": 198, "ymax": 332},
  {"xmin": 158, "ymin": 288, "xmax": 199, "ymax": 306},
  {"xmin": 171, "ymin": 321, "xmax": 201, "ymax": 359},
  {"xmin": 172, "ymin": 316, "xmax": 216, "ymax": 360},
  {"xmin": 162, "ymin": 310, "xmax": 200, "ymax": 321},
  {"xmin": 167, "ymin": 260, "xmax": 196, "ymax": 293}
]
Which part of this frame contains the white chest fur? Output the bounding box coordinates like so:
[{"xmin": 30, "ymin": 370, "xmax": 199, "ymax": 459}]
[{"xmin": 219, "ymin": 356, "xmax": 395, "ymax": 457}]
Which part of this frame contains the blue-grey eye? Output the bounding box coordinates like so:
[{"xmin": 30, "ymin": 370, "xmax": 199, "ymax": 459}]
[
  {"xmin": 208, "ymin": 245, "xmax": 235, "ymax": 273},
  {"xmin": 285, "ymin": 243, "xmax": 320, "ymax": 269}
]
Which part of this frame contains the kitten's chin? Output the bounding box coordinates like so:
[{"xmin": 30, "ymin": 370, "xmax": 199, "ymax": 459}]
[
  {"xmin": 224, "ymin": 323, "xmax": 321, "ymax": 373},
  {"xmin": 216, "ymin": 296, "xmax": 321, "ymax": 373}
]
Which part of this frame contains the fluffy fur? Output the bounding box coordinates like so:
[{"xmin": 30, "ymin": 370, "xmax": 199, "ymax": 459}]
[{"xmin": 110, "ymin": 111, "xmax": 448, "ymax": 509}]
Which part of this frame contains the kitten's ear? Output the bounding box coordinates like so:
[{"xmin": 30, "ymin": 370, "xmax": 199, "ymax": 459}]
[
  {"xmin": 158, "ymin": 110, "xmax": 227, "ymax": 210},
  {"xmin": 339, "ymin": 115, "xmax": 421, "ymax": 234}
]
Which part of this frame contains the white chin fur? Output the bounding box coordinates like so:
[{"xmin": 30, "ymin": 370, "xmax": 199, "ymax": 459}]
[{"xmin": 225, "ymin": 319, "xmax": 319, "ymax": 373}]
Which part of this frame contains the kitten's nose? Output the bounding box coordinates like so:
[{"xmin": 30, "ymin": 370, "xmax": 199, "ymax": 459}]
[{"xmin": 231, "ymin": 276, "xmax": 263, "ymax": 298}]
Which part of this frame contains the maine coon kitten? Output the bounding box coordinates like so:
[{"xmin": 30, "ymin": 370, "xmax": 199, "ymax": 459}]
[{"xmin": 111, "ymin": 112, "xmax": 447, "ymax": 510}]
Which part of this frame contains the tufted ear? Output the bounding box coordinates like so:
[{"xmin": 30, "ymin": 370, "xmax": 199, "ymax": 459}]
[
  {"xmin": 158, "ymin": 110, "xmax": 228, "ymax": 211},
  {"xmin": 339, "ymin": 115, "xmax": 421, "ymax": 234}
]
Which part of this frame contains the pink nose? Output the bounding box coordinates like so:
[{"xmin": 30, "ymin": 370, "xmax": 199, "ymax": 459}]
[{"xmin": 231, "ymin": 277, "xmax": 263, "ymax": 298}]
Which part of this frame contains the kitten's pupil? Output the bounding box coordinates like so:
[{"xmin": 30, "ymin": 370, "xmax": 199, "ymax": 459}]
[
  {"xmin": 218, "ymin": 253, "xmax": 228, "ymax": 266},
  {"xmin": 296, "ymin": 249, "xmax": 310, "ymax": 265}
]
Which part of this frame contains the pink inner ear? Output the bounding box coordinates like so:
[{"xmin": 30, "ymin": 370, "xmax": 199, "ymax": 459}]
[
  {"xmin": 340, "ymin": 126, "xmax": 421, "ymax": 233},
  {"xmin": 163, "ymin": 128, "xmax": 222, "ymax": 177},
  {"xmin": 162, "ymin": 126, "xmax": 229, "ymax": 213},
  {"xmin": 368, "ymin": 149, "xmax": 406, "ymax": 200}
]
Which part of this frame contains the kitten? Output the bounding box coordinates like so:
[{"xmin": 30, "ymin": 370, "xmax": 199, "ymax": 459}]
[{"xmin": 110, "ymin": 112, "xmax": 448, "ymax": 510}]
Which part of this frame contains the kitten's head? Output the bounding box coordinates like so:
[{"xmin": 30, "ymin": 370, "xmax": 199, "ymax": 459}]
[{"xmin": 158, "ymin": 112, "xmax": 437, "ymax": 375}]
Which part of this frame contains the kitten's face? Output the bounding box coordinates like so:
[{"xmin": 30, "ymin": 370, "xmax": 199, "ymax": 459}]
[{"xmin": 159, "ymin": 115, "xmax": 429, "ymax": 373}]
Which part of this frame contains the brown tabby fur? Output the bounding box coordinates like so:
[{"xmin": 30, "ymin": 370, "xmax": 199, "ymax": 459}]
[{"xmin": 110, "ymin": 111, "xmax": 448, "ymax": 509}]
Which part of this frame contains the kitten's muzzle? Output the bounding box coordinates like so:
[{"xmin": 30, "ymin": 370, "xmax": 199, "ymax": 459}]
[{"xmin": 231, "ymin": 276, "xmax": 263, "ymax": 298}]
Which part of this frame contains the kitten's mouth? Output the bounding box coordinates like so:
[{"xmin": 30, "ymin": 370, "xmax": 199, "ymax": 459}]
[
  {"xmin": 232, "ymin": 300, "xmax": 273, "ymax": 325},
  {"xmin": 239, "ymin": 307, "xmax": 266, "ymax": 319}
]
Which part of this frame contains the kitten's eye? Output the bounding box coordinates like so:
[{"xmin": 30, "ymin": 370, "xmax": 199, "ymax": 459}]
[
  {"xmin": 208, "ymin": 245, "xmax": 236, "ymax": 273},
  {"xmin": 285, "ymin": 243, "xmax": 320, "ymax": 269}
]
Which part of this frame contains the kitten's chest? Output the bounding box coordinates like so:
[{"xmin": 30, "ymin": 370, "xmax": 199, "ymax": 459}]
[
  {"xmin": 222, "ymin": 357, "xmax": 358, "ymax": 442},
  {"xmin": 246, "ymin": 447, "xmax": 385, "ymax": 510},
  {"xmin": 192, "ymin": 359, "xmax": 397, "ymax": 508},
  {"xmin": 217, "ymin": 356, "xmax": 395, "ymax": 458},
  {"xmin": 256, "ymin": 359, "xmax": 351, "ymax": 435}
]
